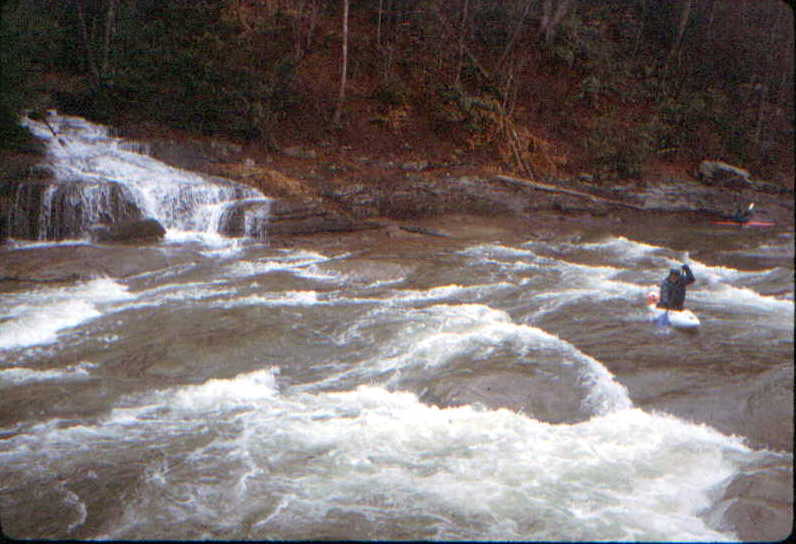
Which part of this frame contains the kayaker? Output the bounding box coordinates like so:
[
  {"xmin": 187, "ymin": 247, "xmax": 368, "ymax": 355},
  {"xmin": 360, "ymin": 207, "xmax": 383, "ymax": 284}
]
[
  {"xmin": 730, "ymin": 202, "xmax": 755, "ymax": 223},
  {"xmin": 657, "ymin": 264, "xmax": 695, "ymax": 311}
]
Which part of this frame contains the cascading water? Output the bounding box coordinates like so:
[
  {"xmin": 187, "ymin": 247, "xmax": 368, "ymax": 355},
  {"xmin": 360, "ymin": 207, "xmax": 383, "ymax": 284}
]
[
  {"xmin": 1, "ymin": 114, "xmax": 792, "ymax": 541},
  {"xmin": 13, "ymin": 112, "xmax": 272, "ymax": 242}
]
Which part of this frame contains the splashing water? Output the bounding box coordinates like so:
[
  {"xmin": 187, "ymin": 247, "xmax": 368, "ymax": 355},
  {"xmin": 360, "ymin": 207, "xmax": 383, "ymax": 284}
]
[{"xmin": 15, "ymin": 113, "xmax": 271, "ymax": 242}]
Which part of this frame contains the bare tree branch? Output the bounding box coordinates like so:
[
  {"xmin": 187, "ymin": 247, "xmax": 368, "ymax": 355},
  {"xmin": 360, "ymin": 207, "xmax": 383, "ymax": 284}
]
[{"xmin": 333, "ymin": 0, "xmax": 349, "ymax": 125}]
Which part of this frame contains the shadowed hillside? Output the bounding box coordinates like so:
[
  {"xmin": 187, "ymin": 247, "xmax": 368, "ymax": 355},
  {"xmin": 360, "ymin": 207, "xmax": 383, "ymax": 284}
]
[{"xmin": 1, "ymin": 0, "xmax": 793, "ymax": 187}]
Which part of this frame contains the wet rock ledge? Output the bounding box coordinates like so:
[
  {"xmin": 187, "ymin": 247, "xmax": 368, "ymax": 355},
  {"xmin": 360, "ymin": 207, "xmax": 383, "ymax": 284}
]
[{"xmin": 2, "ymin": 130, "xmax": 794, "ymax": 247}]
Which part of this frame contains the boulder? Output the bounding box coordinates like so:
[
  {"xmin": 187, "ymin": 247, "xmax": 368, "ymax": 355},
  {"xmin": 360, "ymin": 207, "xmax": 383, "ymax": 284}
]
[
  {"xmin": 706, "ymin": 465, "xmax": 793, "ymax": 542},
  {"xmin": 282, "ymin": 146, "xmax": 318, "ymax": 160},
  {"xmin": 217, "ymin": 199, "xmax": 271, "ymax": 240},
  {"xmin": 4, "ymin": 179, "xmax": 144, "ymax": 240},
  {"xmin": 142, "ymin": 137, "xmax": 243, "ymax": 171},
  {"xmin": 697, "ymin": 160, "xmax": 751, "ymax": 188},
  {"xmin": 0, "ymin": 244, "xmax": 200, "ymax": 281},
  {"xmin": 266, "ymin": 198, "xmax": 366, "ymax": 236},
  {"xmin": 399, "ymin": 160, "xmax": 429, "ymax": 172},
  {"xmin": 324, "ymin": 176, "xmax": 525, "ymax": 220},
  {"xmin": 88, "ymin": 218, "xmax": 166, "ymax": 244}
]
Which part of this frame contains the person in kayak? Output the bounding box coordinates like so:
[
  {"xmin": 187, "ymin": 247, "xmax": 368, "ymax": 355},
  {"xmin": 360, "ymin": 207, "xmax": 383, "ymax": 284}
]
[
  {"xmin": 729, "ymin": 202, "xmax": 755, "ymax": 223},
  {"xmin": 657, "ymin": 264, "xmax": 695, "ymax": 311}
]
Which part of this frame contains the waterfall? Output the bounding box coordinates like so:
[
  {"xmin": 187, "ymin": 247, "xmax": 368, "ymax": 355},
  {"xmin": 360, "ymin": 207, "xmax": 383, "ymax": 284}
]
[{"xmin": 12, "ymin": 112, "xmax": 272, "ymax": 242}]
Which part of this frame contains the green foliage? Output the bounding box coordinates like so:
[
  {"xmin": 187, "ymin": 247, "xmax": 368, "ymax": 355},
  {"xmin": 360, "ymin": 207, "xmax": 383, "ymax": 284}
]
[
  {"xmin": 652, "ymin": 87, "xmax": 754, "ymax": 162},
  {"xmin": 0, "ymin": 2, "xmax": 34, "ymax": 150},
  {"xmin": 1, "ymin": 0, "xmax": 303, "ymax": 140},
  {"xmin": 584, "ymin": 113, "xmax": 656, "ymax": 180},
  {"xmin": 471, "ymin": 2, "xmax": 510, "ymax": 47},
  {"xmin": 151, "ymin": 7, "xmax": 299, "ymax": 139},
  {"xmin": 576, "ymin": 75, "xmax": 603, "ymax": 107},
  {"xmin": 550, "ymin": 10, "xmax": 621, "ymax": 76},
  {"xmin": 0, "ymin": 0, "xmax": 789, "ymax": 178},
  {"xmin": 0, "ymin": 106, "xmax": 33, "ymax": 151},
  {"xmin": 373, "ymin": 77, "xmax": 410, "ymax": 107},
  {"xmin": 107, "ymin": 3, "xmax": 301, "ymax": 139}
]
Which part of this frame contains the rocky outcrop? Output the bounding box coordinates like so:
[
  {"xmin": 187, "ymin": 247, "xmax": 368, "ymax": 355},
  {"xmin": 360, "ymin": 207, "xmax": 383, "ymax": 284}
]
[
  {"xmin": 217, "ymin": 199, "xmax": 271, "ymax": 239},
  {"xmin": 266, "ymin": 199, "xmax": 370, "ymax": 236},
  {"xmin": 132, "ymin": 137, "xmax": 244, "ymax": 172},
  {"xmin": 710, "ymin": 467, "xmax": 793, "ymax": 542},
  {"xmin": 323, "ymin": 175, "xmax": 527, "ymax": 220},
  {"xmin": 637, "ymin": 176, "xmax": 793, "ymax": 224},
  {"xmin": 695, "ymin": 160, "xmax": 793, "ymax": 196},
  {"xmin": 88, "ymin": 218, "xmax": 166, "ymax": 244},
  {"xmin": 5, "ymin": 116, "xmax": 792, "ymax": 245},
  {"xmin": 697, "ymin": 160, "xmax": 751, "ymax": 188},
  {"xmin": 4, "ymin": 179, "xmax": 144, "ymax": 240},
  {"xmin": 282, "ymin": 145, "xmax": 318, "ymax": 160},
  {"xmin": 0, "ymin": 244, "xmax": 204, "ymax": 282}
]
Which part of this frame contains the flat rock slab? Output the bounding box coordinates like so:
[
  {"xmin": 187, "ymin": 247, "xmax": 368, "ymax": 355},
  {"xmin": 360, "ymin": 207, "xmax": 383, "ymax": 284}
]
[{"xmin": 0, "ymin": 244, "xmax": 204, "ymax": 282}]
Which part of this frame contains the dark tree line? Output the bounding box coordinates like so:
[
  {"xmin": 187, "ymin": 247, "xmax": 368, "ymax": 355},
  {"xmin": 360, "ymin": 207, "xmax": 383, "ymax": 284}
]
[{"xmin": 1, "ymin": 0, "xmax": 792, "ymax": 178}]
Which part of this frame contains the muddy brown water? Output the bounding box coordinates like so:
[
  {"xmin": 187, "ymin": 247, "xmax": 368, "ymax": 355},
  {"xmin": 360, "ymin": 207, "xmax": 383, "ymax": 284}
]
[{"xmin": 1, "ymin": 212, "xmax": 792, "ymax": 541}]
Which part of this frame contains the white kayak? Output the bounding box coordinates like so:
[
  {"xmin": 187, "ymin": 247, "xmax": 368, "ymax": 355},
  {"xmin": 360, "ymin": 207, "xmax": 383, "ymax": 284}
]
[
  {"xmin": 647, "ymin": 303, "xmax": 701, "ymax": 329},
  {"xmin": 645, "ymin": 291, "xmax": 700, "ymax": 329}
]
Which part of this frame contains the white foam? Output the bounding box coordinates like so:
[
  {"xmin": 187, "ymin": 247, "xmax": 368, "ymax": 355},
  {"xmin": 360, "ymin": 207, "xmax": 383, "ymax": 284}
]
[
  {"xmin": 0, "ymin": 299, "xmax": 101, "ymax": 350},
  {"xmin": 461, "ymin": 243, "xmax": 541, "ymax": 260},
  {"xmin": 308, "ymin": 303, "xmax": 631, "ymax": 415},
  {"xmin": 672, "ymin": 258, "xmax": 777, "ymax": 285},
  {"xmin": 0, "ymin": 278, "xmax": 133, "ymax": 350},
  {"xmin": 691, "ymin": 283, "xmax": 795, "ymax": 317},
  {"xmin": 223, "ymin": 250, "xmax": 343, "ymax": 281},
  {"xmin": 0, "ymin": 361, "xmax": 97, "ymax": 386},
  {"xmin": 170, "ymin": 368, "xmax": 280, "ymax": 412},
  {"xmin": 382, "ymin": 282, "xmax": 515, "ymax": 306},
  {"xmin": 161, "ymin": 386, "xmax": 744, "ymax": 541},
  {"xmin": 3, "ymin": 238, "xmax": 91, "ymax": 250},
  {"xmin": 131, "ymin": 281, "xmax": 236, "ymax": 307},
  {"xmin": 2, "ymin": 365, "xmax": 764, "ymax": 542},
  {"xmin": 211, "ymin": 290, "xmax": 322, "ymax": 309},
  {"xmin": 163, "ymin": 229, "xmax": 232, "ymax": 247},
  {"xmin": 21, "ymin": 114, "xmax": 271, "ymax": 239},
  {"xmin": 578, "ymin": 235, "xmax": 661, "ymax": 258}
]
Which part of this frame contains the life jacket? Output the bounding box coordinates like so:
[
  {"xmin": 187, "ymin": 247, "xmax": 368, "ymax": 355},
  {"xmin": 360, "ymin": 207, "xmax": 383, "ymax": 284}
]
[{"xmin": 657, "ymin": 266, "xmax": 695, "ymax": 310}]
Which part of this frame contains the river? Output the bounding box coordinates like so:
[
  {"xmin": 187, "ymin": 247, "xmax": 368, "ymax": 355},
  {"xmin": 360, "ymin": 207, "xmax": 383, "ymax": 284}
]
[{"xmin": 0, "ymin": 115, "xmax": 793, "ymax": 541}]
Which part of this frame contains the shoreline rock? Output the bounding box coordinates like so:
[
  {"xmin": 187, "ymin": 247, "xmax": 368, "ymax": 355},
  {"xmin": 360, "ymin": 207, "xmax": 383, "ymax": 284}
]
[
  {"xmin": 88, "ymin": 217, "xmax": 166, "ymax": 244},
  {"xmin": 3, "ymin": 124, "xmax": 793, "ymax": 243}
]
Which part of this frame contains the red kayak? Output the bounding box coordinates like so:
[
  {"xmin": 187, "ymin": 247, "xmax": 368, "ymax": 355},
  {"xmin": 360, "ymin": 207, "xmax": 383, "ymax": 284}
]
[{"xmin": 711, "ymin": 220, "xmax": 776, "ymax": 227}]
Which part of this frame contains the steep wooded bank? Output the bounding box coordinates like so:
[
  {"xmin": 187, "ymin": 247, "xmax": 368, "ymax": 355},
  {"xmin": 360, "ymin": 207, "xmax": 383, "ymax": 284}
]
[{"xmin": 1, "ymin": 1, "xmax": 793, "ymax": 188}]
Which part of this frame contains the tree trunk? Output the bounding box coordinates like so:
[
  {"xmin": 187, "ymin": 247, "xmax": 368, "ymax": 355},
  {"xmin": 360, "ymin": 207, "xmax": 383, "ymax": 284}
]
[
  {"xmin": 101, "ymin": 0, "xmax": 118, "ymax": 80},
  {"xmin": 541, "ymin": 0, "xmax": 574, "ymax": 45},
  {"xmin": 497, "ymin": 0, "xmax": 533, "ymax": 70},
  {"xmin": 455, "ymin": 0, "xmax": 469, "ymax": 86},
  {"xmin": 753, "ymin": 83, "xmax": 766, "ymax": 147},
  {"xmin": 332, "ymin": 0, "xmax": 349, "ymax": 125},
  {"xmin": 377, "ymin": 0, "xmax": 383, "ymax": 46},
  {"xmin": 433, "ymin": 6, "xmax": 491, "ymax": 84},
  {"xmin": 551, "ymin": 0, "xmax": 573, "ymax": 41},
  {"xmin": 632, "ymin": 0, "xmax": 646, "ymax": 56},
  {"xmin": 75, "ymin": 0, "xmax": 100, "ymax": 85},
  {"xmin": 540, "ymin": 0, "xmax": 552, "ymax": 40},
  {"xmin": 705, "ymin": 0, "xmax": 716, "ymax": 46},
  {"xmin": 494, "ymin": 174, "xmax": 646, "ymax": 210},
  {"xmin": 667, "ymin": 0, "xmax": 692, "ymax": 70}
]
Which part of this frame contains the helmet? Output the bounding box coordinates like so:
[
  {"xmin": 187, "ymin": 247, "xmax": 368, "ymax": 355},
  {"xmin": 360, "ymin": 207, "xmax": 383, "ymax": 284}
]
[{"xmin": 669, "ymin": 268, "xmax": 680, "ymax": 277}]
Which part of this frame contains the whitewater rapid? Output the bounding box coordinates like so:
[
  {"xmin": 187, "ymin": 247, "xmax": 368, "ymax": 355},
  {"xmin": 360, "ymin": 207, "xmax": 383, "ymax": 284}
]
[{"xmin": 1, "ymin": 115, "xmax": 792, "ymax": 541}]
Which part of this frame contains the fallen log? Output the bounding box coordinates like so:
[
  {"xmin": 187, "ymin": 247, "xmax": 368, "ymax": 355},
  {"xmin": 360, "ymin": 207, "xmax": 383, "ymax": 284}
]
[
  {"xmin": 399, "ymin": 225, "xmax": 451, "ymax": 237},
  {"xmin": 493, "ymin": 174, "xmax": 647, "ymax": 210}
]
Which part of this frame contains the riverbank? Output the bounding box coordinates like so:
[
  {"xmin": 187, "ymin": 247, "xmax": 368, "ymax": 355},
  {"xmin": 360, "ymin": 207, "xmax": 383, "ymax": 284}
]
[
  {"xmin": 1, "ymin": 112, "xmax": 792, "ymax": 542},
  {"xmin": 113, "ymin": 119, "xmax": 796, "ymax": 245},
  {"xmin": 3, "ymin": 101, "xmax": 794, "ymax": 247}
]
